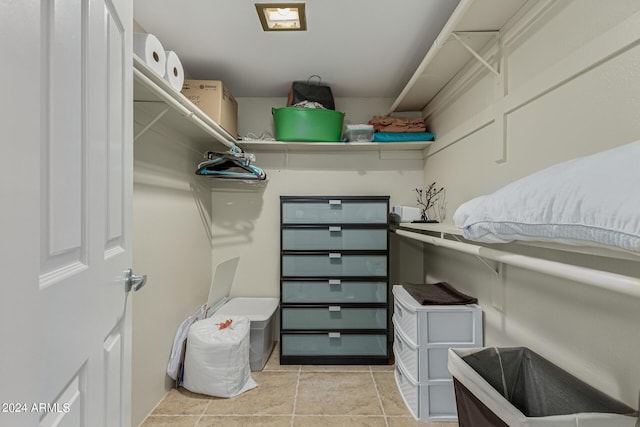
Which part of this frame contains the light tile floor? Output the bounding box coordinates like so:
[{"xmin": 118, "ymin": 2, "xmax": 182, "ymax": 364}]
[{"xmin": 140, "ymin": 344, "xmax": 458, "ymax": 427}]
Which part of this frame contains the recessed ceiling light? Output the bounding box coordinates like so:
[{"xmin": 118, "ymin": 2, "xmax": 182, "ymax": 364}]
[{"xmin": 255, "ymin": 3, "xmax": 307, "ymax": 31}]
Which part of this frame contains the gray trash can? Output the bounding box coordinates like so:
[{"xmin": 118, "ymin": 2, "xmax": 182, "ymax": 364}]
[{"xmin": 448, "ymin": 347, "xmax": 638, "ymax": 427}]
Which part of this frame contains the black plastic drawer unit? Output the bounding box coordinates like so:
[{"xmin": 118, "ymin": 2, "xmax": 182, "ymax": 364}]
[{"xmin": 280, "ymin": 196, "xmax": 391, "ymax": 365}]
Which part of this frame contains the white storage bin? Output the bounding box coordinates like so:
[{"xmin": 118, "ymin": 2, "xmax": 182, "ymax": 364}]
[
  {"xmin": 205, "ymin": 258, "xmax": 279, "ymax": 372},
  {"xmin": 345, "ymin": 124, "xmax": 374, "ymax": 142},
  {"xmin": 215, "ymin": 297, "xmax": 278, "ymax": 371}
]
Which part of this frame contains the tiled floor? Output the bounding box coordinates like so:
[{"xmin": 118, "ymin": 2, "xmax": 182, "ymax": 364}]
[{"xmin": 140, "ymin": 344, "xmax": 458, "ymax": 427}]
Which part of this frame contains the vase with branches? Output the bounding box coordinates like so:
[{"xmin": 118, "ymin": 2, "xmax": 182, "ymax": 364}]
[{"xmin": 415, "ymin": 183, "xmax": 444, "ymax": 222}]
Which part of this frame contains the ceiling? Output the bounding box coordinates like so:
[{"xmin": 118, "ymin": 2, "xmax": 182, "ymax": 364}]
[{"xmin": 133, "ymin": 0, "xmax": 461, "ymax": 100}]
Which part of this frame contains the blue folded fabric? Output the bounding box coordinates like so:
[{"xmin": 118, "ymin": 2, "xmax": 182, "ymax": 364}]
[{"xmin": 373, "ymin": 132, "xmax": 435, "ymax": 142}]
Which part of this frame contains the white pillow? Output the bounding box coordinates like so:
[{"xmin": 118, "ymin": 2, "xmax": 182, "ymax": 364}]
[
  {"xmin": 453, "ymin": 196, "xmax": 488, "ymax": 228},
  {"xmin": 462, "ymin": 140, "xmax": 640, "ymax": 253}
]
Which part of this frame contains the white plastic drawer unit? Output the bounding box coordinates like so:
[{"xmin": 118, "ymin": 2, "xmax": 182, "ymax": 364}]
[
  {"xmin": 391, "ymin": 284, "xmax": 483, "ymax": 421},
  {"xmin": 281, "ymin": 333, "xmax": 388, "ymax": 356},
  {"xmin": 281, "ymin": 280, "xmax": 387, "ymax": 303},
  {"xmin": 281, "ymin": 306, "xmax": 387, "ymax": 330},
  {"xmin": 282, "ymin": 227, "xmax": 387, "ymax": 251},
  {"xmin": 281, "ymin": 198, "xmax": 388, "ymax": 224},
  {"xmin": 281, "ymin": 253, "xmax": 387, "ymax": 277}
]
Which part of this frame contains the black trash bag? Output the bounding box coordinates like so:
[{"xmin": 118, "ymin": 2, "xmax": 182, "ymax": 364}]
[{"xmin": 287, "ymin": 75, "xmax": 335, "ymax": 110}]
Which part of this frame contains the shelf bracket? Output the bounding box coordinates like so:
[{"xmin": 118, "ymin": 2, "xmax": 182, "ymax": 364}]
[
  {"xmin": 134, "ymin": 105, "xmax": 170, "ymax": 142},
  {"xmin": 451, "ymin": 31, "xmax": 500, "ymax": 76},
  {"xmin": 451, "ymin": 233, "xmax": 500, "ymax": 276},
  {"xmin": 491, "ymin": 262, "xmax": 506, "ymax": 312},
  {"xmin": 451, "ymin": 30, "xmax": 507, "ymax": 164}
]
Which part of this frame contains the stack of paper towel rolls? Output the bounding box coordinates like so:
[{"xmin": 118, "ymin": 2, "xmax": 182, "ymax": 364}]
[{"xmin": 133, "ymin": 32, "xmax": 184, "ymax": 92}]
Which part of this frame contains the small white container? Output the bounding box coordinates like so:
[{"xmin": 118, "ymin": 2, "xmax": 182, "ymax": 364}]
[
  {"xmin": 215, "ymin": 297, "xmax": 279, "ymax": 371},
  {"xmin": 206, "ymin": 258, "xmax": 279, "ymax": 371},
  {"xmin": 345, "ymin": 124, "xmax": 374, "ymax": 142}
]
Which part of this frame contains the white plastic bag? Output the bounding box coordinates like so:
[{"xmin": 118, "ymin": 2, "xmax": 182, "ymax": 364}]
[
  {"xmin": 167, "ymin": 303, "xmax": 206, "ymax": 381},
  {"xmin": 182, "ymin": 315, "xmax": 257, "ymax": 398}
]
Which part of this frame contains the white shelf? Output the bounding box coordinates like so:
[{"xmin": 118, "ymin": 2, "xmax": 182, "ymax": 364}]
[
  {"xmin": 238, "ymin": 140, "xmax": 434, "ymax": 153},
  {"xmin": 389, "ymin": 0, "xmax": 532, "ymax": 113},
  {"xmin": 133, "ymin": 54, "xmax": 237, "ymax": 152},
  {"xmin": 397, "ymin": 222, "xmax": 640, "ymax": 262},
  {"xmin": 398, "ymin": 222, "xmax": 462, "ymax": 236}
]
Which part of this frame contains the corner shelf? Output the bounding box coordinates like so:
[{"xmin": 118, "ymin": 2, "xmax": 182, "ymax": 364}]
[
  {"xmin": 388, "ymin": 0, "xmax": 532, "ymax": 113},
  {"xmin": 133, "ymin": 54, "xmax": 237, "ymax": 152}
]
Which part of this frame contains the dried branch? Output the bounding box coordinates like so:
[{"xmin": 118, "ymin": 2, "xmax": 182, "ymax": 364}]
[{"xmin": 415, "ymin": 183, "xmax": 445, "ymax": 220}]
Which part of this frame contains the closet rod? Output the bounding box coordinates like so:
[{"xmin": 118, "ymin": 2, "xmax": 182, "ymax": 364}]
[{"xmin": 395, "ymin": 229, "xmax": 640, "ymax": 299}]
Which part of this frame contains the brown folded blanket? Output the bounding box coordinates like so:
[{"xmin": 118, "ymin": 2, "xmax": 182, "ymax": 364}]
[
  {"xmin": 368, "ymin": 115, "xmax": 427, "ymax": 133},
  {"xmin": 402, "ymin": 282, "xmax": 478, "ymax": 305}
]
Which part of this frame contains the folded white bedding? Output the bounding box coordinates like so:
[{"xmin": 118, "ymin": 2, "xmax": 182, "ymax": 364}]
[
  {"xmin": 456, "ymin": 140, "xmax": 640, "ymax": 254},
  {"xmin": 453, "ymin": 196, "xmax": 487, "ymax": 229}
]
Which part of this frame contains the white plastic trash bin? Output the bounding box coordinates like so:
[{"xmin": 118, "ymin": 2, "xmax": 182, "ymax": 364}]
[{"xmin": 448, "ymin": 347, "xmax": 638, "ymax": 427}]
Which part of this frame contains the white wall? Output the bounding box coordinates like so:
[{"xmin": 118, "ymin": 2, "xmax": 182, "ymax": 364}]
[
  {"xmin": 132, "ymin": 120, "xmax": 214, "ymax": 426},
  {"xmin": 209, "ymin": 151, "xmax": 425, "ymax": 299},
  {"xmin": 211, "ymin": 96, "xmax": 426, "ymax": 299},
  {"xmin": 420, "ymin": 0, "xmax": 640, "ymax": 407}
]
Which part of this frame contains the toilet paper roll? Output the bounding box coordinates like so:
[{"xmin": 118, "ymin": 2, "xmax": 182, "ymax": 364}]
[
  {"xmin": 133, "ymin": 33, "xmax": 166, "ymax": 77},
  {"xmin": 163, "ymin": 51, "xmax": 184, "ymax": 92}
]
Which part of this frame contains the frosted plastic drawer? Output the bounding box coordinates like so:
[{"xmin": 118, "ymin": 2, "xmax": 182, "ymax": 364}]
[
  {"xmin": 423, "ymin": 382, "xmax": 457, "ymax": 419},
  {"xmin": 281, "ymin": 254, "xmax": 387, "ymax": 277},
  {"xmin": 395, "ymin": 360, "xmax": 457, "ymax": 421},
  {"xmin": 394, "ymin": 321, "xmax": 457, "ymax": 383},
  {"xmin": 392, "ymin": 285, "xmax": 482, "ymax": 346},
  {"xmin": 393, "ymin": 299, "xmax": 419, "ymax": 345},
  {"xmin": 395, "ymin": 361, "xmax": 419, "ymax": 419},
  {"xmin": 282, "ymin": 228, "xmax": 387, "ymax": 251},
  {"xmin": 281, "ymin": 333, "xmax": 388, "ymax": 356},
  {"xmin": 393, "ymin": 328, "xmax": 418, "ymax": 379},
  {"xmin": 282, "ymin": 200, "xmax": 388, "ymax": 224},
  {"xmin": 281, "ymin": 307, "xmax": 387, "ymax": 330},
  {"xmin": 423, "ymin": 348, "xmax": 451, "ymax": 381},
  {"xmin": 423, "ymin": 310, "xmax": 478, "ymax": 344},
  {"xmin": 281, "ymin": 280, "xmax": 387, "ymax": 303}
]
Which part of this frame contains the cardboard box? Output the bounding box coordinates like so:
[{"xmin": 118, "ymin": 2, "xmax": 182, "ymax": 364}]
[{"xmin": 181, "ymin": 79, "xmax": 238, "ymax": 138}]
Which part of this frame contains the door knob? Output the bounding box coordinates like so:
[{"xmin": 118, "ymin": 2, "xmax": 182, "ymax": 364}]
[{"xmin": 125, "ymin": 268, "xmax": 147, "ymax": 293}]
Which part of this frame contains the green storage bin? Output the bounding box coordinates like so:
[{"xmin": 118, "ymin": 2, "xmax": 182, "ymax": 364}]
[{"xmin": 272, "ymin": 107, "xmax": 345, "ymax": 142}]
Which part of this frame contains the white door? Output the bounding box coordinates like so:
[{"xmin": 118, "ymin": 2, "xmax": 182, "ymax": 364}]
[{"xmin": 1, "ymin": 1, "xmax": 134, "ymax": 426}]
